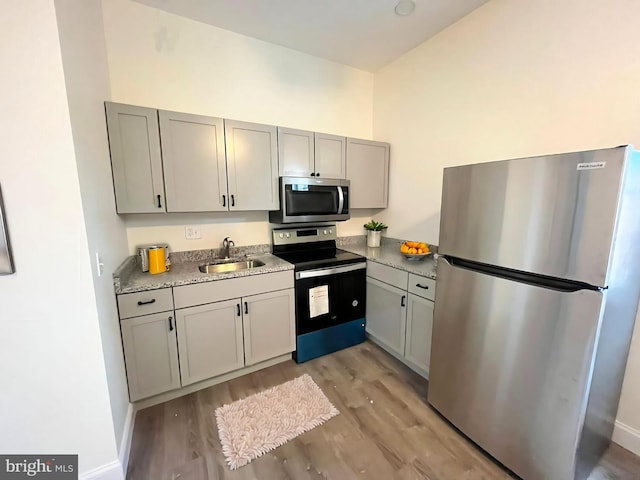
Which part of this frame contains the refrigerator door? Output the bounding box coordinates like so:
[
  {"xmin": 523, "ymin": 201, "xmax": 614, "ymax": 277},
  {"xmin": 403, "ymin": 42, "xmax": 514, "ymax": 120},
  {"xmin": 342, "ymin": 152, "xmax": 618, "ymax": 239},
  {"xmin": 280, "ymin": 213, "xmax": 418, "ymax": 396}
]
[
  {"xmin": 428, "ymin": 259, "xmax": 604, "ymax": 480},
  {"xmin": 439, "ymin": 147, "xmax": 628, "ymax": 287}
]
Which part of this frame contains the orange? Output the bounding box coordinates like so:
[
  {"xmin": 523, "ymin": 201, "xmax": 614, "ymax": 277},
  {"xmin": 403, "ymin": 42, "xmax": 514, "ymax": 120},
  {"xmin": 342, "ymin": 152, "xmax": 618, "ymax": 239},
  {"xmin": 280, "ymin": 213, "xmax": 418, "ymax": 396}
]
[
  {"xmin": 419, "ymin": 242, "xmax": 427, "ymax": 250},
  {"xmin": 400, "ymin": 244, "xmax": 409, "ymax": 253}
]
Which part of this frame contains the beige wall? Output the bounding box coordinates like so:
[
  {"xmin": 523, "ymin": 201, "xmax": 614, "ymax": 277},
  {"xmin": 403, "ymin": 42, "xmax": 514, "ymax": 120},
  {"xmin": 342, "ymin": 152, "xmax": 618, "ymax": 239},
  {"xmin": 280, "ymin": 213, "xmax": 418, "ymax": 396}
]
[
  {"xmin": 0, "ymin": 0, "xmax": 120, "ymax": 475},
  {"xmin": 373, "ymin": 0, "xmax": 640, "ymax": 453},
  {"xmin": 55, "ymin": 0, "xmax": 132, "ymax": 460},
  {"xmin": 101, "ymin": 0, "xmax": 375, "ymax": 253}
]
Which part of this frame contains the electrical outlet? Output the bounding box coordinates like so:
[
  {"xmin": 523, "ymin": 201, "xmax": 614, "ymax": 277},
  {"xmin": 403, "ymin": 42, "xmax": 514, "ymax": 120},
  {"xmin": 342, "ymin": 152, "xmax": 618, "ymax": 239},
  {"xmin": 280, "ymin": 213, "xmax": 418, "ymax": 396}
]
[{"xmin": 185, "ymin": 225, "xmax": 202, "ymax": 240}]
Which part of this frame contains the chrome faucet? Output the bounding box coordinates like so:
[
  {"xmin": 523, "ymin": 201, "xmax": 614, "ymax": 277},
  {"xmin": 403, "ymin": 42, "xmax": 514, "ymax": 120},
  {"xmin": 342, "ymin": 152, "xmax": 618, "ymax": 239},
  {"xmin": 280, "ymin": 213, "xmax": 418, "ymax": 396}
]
[{"xmin": 221, "ymin": 237, "xmax": 235, "ymax": 259}]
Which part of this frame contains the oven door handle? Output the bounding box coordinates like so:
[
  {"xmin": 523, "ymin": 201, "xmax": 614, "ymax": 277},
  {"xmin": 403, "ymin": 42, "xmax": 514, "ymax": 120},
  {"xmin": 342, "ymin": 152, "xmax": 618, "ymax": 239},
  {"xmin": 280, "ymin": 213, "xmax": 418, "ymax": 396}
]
[
  {"xmin": 296, "ymin": 262, "xmax": 366, "ymax": 280},
  {"xmin": 337, "ymin": 186, "xmax": 345, "ymax": 214}
]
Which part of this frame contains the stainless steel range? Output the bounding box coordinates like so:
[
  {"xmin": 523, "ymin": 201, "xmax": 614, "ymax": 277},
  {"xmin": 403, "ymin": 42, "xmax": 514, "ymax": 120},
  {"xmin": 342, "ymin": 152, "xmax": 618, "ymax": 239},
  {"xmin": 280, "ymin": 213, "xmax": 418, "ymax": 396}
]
[{"xmin": 272, "ymin": 225, "xmax": 366, "ymax": 363}]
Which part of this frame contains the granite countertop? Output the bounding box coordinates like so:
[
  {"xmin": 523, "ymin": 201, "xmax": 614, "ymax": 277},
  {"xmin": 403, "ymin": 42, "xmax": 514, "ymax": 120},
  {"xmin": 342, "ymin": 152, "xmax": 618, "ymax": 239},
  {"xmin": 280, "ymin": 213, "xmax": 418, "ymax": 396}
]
[
  {"xmin": 338, "ymin": 237, "xmax": 438, "ymax": 279},
  {"xmin": 114, "ymin": 251, "xmax": 294, "ymax": 294}
]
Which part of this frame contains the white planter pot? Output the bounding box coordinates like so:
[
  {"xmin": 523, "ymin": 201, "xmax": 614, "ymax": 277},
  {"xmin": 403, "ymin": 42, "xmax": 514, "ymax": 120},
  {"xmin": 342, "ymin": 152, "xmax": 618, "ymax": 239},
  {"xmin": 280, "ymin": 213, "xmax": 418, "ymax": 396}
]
[{"xmin": 367, "ymin": 230, "xmax": 382, "ymax": 248}]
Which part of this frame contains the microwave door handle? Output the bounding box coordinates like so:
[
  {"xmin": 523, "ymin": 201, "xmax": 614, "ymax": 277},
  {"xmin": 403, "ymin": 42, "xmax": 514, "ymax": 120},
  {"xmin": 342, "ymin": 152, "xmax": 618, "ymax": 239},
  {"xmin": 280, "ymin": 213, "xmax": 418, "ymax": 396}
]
[{"xmin": 337, "ymin": 186, "xmax": 344, "ymax": 214}]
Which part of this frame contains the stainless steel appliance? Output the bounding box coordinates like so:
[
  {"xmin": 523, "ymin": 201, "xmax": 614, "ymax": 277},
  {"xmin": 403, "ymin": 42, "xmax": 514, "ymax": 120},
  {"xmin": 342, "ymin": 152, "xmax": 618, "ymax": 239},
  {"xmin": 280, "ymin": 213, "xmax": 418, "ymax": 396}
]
[
  {"xmin": 272, "ymin": 225, "xmax": 366, "ymax": 362},
  {"xmin": 269, "ymin": 177, "xmax": 350, "ymax": 224},
  {"xmin": 0, "ymin": 184, "xmax": 15, "ymax": 275},
  {"xmin": 137, "ymin": 244, "xmax": 170, "ymax": 272},
  {"xmin": 428, "ymin": 146, "xmax": 640, "ymax": 480}
]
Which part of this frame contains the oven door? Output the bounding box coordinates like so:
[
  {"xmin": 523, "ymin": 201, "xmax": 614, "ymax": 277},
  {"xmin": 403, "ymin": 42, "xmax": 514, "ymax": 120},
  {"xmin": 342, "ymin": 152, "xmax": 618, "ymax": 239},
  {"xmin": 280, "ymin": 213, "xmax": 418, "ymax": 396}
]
[
  {"xmin": 269, "ymin": 177, "xmax": 350, "ymax": 223},
  {"xmin": 295, "ymin": 263, "xmax": 366, "ymax": 334}
]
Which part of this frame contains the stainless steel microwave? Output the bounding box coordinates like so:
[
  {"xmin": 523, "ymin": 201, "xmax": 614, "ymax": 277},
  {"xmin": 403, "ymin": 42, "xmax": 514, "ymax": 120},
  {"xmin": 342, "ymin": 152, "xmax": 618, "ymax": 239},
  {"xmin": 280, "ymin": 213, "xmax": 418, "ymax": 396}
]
[{"xmin": 269, "ymin": 177, "xmax": 350, "ymax": 224}]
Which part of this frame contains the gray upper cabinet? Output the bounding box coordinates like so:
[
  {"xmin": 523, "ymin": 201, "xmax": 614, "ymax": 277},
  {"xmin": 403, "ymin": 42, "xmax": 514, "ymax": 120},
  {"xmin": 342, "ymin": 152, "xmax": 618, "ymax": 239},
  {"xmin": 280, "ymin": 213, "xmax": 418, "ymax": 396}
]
[
  {"xmin": 314, "ymin": 133, "xmax": 346, "ymax": 179},
  {"xmin": 159, "ymin": 110, "xmax": 227, "ymax": 212},
  {"xmin": 225, "ymin": 120, "xmax": 279, "ymax": 211},
  {"xmin": 346, "ymin": 138, "xmax": 390, "ymax": 209},
  {"xmin": 278, "ymin": 127, "xmax": 314, "ymax": 177},
  {"xmin": 278, "ymin": 128, "xmax": 346, "ymax": 179},
  {"xmin": 105, "ymin": 102, "xmax": 165, "ymax": 213}
]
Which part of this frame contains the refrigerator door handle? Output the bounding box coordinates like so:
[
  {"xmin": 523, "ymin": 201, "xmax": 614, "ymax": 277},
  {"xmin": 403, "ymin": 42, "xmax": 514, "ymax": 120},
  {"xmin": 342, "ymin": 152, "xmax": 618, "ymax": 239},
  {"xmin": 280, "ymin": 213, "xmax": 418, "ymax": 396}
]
[{"xmin": 444, "ymin": 256, "xmax": 603, "ymax": 293}]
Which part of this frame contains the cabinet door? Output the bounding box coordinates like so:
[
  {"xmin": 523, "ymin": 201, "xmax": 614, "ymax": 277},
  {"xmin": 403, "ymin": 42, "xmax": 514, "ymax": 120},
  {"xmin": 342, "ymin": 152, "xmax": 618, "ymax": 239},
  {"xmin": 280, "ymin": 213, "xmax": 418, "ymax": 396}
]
[
  {"xmin": 278, "ymin": 127, "xmax": 314, "ymax": 177},
  {"xmin": 175, "ymin": 299, "xmax": 245, "ymax": 386},
  {"xmin": 120, "ymin": 312, "xmax": 180, "ymax": 401},
  {"xmin": 225, "ymin": 120, "xmax": 279, "ymax": 211},
  {"xmin": 159, "ymin": 110, "xmax": 228, "ymax": 212},
  {"xmin": 346, "ymin": 138, "xmax": 390, "ymax": 208},
  {"xmin": 315, "ymin": 133, "xmax": 346, "ymax": 179},
  {"xmin": 365, "ymin": 277, "xmax": 407, "ymax": 356},
  {"xmin": 243, "ymin": 289, "xmax": 295, "ymax": 366},
  {"xmin": 405, "ymin": 294, "xmax": 434, "ymax": 376},
  {"xmin": 105, "ymin": 102, "xmax": 165, "ymax": 213}
]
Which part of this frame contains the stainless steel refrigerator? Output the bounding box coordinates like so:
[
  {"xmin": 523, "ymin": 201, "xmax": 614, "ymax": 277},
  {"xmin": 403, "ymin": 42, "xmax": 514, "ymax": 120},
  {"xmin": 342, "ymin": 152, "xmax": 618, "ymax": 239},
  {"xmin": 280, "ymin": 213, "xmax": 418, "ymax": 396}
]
[{"xmin": 428, "ymin": 146, "xmax": 640, "ymax": 480}]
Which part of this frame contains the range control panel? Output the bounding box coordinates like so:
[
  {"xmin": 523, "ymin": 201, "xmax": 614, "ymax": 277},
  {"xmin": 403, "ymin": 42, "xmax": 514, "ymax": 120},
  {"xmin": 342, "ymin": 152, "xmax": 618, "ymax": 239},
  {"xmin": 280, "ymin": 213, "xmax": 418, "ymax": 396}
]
[{"xmin": 272, "ymin": 224, "xmax": 337, "ymax": 245}]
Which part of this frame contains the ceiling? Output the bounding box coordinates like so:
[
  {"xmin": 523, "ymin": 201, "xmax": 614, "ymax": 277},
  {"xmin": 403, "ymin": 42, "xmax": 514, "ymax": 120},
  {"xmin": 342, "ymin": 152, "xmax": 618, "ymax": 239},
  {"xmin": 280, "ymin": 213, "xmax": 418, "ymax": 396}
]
[{"xmin": 133, "ymin": 0, "xmax": 489, "ymax": 71}]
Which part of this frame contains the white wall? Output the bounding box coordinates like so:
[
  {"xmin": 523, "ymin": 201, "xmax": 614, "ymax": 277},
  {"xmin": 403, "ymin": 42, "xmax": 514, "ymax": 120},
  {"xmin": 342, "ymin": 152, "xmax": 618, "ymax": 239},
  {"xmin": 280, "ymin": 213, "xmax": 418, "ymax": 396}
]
[
  {"xmin": 373, "ymin": 0, "xmax": 640, "ymax": 452},
  {"xmin": 55, "ymin": 0, "xmax": 132, "ymax": 459},
  {"xmin": 101, "ymin": 0, "xmax": 375, "ymax": 253},
  {"xmin": 0, "ymin": 0, "xmax": 119, "ymax": 475}
]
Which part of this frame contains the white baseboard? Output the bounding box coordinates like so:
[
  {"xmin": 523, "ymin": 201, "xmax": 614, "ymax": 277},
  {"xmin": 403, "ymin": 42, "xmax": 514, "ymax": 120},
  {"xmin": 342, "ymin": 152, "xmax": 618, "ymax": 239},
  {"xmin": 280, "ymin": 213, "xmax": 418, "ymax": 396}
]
[
  {"xmin": 79, "ymin": 460, "xmax": 124, "ymax": 480},
  {"xmin": 118, "ymin": 403, "xmax": 136, "ymax": 475},
  {"xmin": 612, "ymin": 420, "xmax": 640, "ymax": 456}
]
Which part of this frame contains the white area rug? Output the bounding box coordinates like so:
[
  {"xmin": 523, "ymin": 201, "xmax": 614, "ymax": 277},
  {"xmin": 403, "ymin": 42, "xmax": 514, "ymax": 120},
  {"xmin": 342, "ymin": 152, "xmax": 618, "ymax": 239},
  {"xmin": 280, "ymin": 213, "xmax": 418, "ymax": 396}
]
[{"xmin": 215, "ymin": 374, "xmax": 339, "ymax": 470}]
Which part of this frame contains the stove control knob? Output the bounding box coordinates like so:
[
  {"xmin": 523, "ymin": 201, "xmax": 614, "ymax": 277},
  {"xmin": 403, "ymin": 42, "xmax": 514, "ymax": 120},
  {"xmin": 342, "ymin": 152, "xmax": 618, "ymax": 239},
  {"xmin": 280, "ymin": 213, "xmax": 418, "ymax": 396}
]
[
  {"xmin": 285, "ymin": 233, "xmax": 291, "ymax": 238},
  {"xmin": 323, "ymin": 229, "xmax": 328, "ymax": 235},
  {"xmin": 329, "ymin": 229, "xmax": 333, "ymax": 234},
  {"xmin": 279, "ymin": 233, "xmax": 284, "ymax": 239}
]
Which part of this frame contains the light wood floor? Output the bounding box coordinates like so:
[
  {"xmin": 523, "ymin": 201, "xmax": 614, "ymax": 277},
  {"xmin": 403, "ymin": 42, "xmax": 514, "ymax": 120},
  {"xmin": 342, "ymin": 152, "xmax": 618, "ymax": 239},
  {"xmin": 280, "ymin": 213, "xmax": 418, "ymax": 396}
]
[{"xmin": 127, "ymin": 341, "xmax": 640, "ymax": 479}]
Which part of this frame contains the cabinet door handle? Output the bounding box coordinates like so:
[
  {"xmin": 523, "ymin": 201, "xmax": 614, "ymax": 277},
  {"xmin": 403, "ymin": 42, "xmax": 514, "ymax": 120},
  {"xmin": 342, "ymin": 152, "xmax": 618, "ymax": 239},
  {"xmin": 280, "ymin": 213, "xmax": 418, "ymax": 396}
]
[
  {"xmin": 157, "ymin": 194, "xmax": 162, "ymax": 208},
  {"xmin": 222, "ymin": 194, "xmax": 226, "ymax": 207},
  {"xmin": 310, "ymin": 172, "xmax": 316, "ymax": 177},
  {"xmin": 137, "ymin": 299, "xmax": 156, "ymax": 306},
  {"xmin": 168, "ymin": 316, "xmax": 174, "ymax": 331},
  {"xmin": 244, "ymin": 301, "xmax": 248, "ymax": 314},
  {"xmin": 236, "ymin": 304, "xmax": 241, "ymax": 317},
  {"xmin": 231, "ymin": 194, "xmax": 235, "ymax": 207},
  {"xmin": 416, "ymin": 284, "xmax": 430, "ymax": 290},
  {"xmin": 315, "ymin": 172, "xmax": 320, "ymax": 177},
  {"xmin": 401, "ymin": 295, "xmax": 406, "ymax": 307}
]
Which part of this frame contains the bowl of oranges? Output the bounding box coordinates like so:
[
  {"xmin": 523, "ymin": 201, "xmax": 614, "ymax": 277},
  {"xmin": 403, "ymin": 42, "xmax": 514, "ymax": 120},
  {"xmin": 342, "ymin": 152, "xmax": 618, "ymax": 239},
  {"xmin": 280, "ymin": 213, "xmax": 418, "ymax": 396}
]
[{"xmin": 400, "ymin": 241, "xmax": 432, "ymax": 261}]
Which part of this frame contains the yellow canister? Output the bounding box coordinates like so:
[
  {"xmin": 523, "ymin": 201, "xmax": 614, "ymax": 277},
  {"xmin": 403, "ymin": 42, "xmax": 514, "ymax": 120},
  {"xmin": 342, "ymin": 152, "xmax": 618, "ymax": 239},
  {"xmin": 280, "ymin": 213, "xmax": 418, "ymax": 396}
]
[{"xmin": 148, "ymin": 246, "xmax": 167, "ymax": 274}]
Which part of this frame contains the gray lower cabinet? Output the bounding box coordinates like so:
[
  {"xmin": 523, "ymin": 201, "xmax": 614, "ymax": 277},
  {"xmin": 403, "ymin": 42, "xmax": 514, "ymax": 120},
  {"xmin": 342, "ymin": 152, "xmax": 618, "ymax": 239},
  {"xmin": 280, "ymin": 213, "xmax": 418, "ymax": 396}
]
[
  {"xmin": 365, "ymin": 276, "xmax": 407, "ymax": 357},
  {"xmin": 346, "ymin": 138, "xmax": 390, "ymax": 208},
  {"xmin": 105, "ymin": 102, "xmax": 165, "ymax": 213},
  {"xmin": 405, "ymin": 293, "xmax": 434, "ymax": 375},
  {"xmin": 159, "ymin": 110, "xmax": 227, "ymax": 212},
  {"xmin": 366, "ymin": 262, "xmax": 435, "ymax": 378},
  {"xmin": 120, "ymin": 312, "xmax": 181, "ymax": 401},
  {"xmin": 175, "ymin": 299, "xmax": 245, "ymax": 386},
  {"xmin": 225, "ymin": 120, "xmax": 279, "ymax": 211},
  {"xmin": 243, "ymin": 289, "xmax": 295, "ymax": 365}
]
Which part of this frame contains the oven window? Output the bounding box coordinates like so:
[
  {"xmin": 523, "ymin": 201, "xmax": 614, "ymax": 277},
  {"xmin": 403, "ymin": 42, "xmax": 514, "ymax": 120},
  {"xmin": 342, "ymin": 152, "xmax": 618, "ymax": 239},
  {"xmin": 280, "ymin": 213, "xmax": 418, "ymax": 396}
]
[{"xmin": 285, "ymin": 185, "xmax": 338, "ymax": 215}]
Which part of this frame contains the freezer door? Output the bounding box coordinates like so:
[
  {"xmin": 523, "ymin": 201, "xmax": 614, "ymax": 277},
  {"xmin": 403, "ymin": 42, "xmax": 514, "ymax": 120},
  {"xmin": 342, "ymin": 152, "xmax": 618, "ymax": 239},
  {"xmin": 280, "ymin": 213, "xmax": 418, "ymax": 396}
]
[
  {"xmin": 428, "ymin": 259, "xmax": 604, "ymax": 480},
  {"xmin": 439, "ymin": 147, "xmax": 627, "ymax": 287}
]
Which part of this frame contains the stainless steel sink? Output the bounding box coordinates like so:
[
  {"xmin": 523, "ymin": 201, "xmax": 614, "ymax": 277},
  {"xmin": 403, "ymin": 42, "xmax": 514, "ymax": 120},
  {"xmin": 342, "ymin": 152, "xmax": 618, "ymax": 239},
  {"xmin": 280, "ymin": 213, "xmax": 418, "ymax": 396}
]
[{"xmin": 198, "ymin": 259, "xmax": 266, "ymax": 274}]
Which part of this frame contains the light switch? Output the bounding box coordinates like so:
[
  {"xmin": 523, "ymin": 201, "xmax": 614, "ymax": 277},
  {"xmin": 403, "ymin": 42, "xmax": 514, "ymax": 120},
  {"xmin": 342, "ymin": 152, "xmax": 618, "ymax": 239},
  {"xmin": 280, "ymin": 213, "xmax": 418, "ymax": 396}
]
[
  {"xmin": 185, "ymin": 225, "xmax": 202, "ymax": 240},
  {"xmin": 96, "ymin": 252, "xmax": 104, "ymax": 277}
]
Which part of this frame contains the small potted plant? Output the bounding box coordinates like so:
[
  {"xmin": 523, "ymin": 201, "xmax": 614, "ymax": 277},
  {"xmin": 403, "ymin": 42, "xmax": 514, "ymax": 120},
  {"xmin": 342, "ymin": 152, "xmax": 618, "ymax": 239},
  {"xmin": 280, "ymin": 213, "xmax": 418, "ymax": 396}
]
[{"xmin": 364, "ymin": 220, "xmax": 388, "ymax": 248}]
